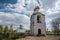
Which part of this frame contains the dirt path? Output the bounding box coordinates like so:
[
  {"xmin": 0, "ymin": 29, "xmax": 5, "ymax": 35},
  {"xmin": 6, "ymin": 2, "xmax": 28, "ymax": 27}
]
[{"xmin": 17, "ymin": 35, "xmax": 60, "ymax": 40}]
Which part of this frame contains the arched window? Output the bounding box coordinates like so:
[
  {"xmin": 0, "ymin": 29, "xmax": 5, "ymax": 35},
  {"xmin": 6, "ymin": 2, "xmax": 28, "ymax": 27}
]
[{"xmin": 37, "ymin": 15, "xmax": 41, "ymax": 23}]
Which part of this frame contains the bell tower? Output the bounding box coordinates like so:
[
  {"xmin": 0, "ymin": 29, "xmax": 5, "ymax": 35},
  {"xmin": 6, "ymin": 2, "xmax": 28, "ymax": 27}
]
[{"xmin": 30, "ymin": 6, "xmax": 46, "ymax": 36}]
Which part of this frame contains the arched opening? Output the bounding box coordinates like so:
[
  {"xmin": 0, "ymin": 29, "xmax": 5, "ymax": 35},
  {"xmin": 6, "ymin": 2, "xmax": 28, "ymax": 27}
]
[
  {"xmin": 38, "ymin": 29, "xmax": 41, "ymax": 34},
  {"xmin": 37, "ymin": 15, "xmax": 41, "ymax": 23}
]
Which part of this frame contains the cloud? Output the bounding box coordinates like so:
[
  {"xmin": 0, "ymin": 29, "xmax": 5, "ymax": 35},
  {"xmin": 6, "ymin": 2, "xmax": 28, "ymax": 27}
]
[
  {"xmin": 0, "ymin": 12, "xmax": 30, "ymax": 29},
  {"xmin": 0, "ymin": 20, "xmax": 2, "ymax": 23},
  {"xmin": 41, "ymin": 0, "xmax": 57, "ymax": 9},
  {"xmin": 55, "ymin": 0, "xmax": 60, "ymax": 10},
  {"xmin": 44, "ymin": 0, "xmax": 60, "ymax": 30},
  {"xmin": 0, "ymin": 0, "xmax": 60, "ymax": 30},
  {"xmin": 45, "ymin": 0, "xmax": 60, "ymax": 19}
]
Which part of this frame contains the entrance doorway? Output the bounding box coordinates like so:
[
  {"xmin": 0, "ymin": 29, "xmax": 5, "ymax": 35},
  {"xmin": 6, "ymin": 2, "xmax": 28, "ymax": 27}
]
[{"xmin": 38, "ymin": 29, "xmax": 41, "ymax": 34}]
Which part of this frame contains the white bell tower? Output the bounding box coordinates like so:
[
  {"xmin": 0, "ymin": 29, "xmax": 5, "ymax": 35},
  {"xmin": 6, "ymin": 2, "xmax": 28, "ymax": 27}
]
[{"xmin": 30, "ymin": 6, "xmax": 46, "ymax": 36}]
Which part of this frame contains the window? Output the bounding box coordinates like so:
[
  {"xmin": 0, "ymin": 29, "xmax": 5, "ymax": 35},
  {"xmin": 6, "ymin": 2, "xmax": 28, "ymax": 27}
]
[{"xmin": 37, "ymin": 15, "xmax": 41, "ymax": 23}]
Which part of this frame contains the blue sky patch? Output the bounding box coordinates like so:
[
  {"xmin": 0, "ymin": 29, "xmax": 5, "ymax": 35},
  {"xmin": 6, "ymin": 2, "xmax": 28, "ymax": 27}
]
[{"xmin": 0, "ymin": 0, "xmax": 17, "ymax": 4}]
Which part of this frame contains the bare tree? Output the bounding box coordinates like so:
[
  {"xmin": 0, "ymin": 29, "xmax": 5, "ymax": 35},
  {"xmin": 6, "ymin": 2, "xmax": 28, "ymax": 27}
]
[{"xmin": 51, "ymin": 18, "xmax": 59, "ymax": 35}]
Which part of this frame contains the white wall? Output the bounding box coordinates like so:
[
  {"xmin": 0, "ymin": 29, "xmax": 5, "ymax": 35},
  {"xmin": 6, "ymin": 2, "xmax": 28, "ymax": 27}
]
[{"xmin": 30, "ymin": 12, "xmax": 46, "ymax": 36}]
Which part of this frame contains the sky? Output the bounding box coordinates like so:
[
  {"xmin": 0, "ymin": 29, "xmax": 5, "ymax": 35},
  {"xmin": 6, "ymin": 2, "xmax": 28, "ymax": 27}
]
[{"xmin": 0, "ymin": 0, "xmax": 60, "ymax": 31}]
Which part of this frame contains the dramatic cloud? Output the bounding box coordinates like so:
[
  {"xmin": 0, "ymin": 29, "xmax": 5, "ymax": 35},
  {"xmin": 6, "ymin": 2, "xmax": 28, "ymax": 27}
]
[
  {"xmin": 0, "ymin": 0, "xmax": 60, "ymax": 30},
  {"xmin": 0, "ymin": 12, "xmax": 30, "ymax": 29}
]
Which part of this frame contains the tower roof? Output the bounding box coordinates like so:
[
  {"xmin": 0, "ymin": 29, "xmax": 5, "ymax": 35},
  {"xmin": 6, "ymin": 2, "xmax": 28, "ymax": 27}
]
[
  {"xmin": 32, "ymin": 12, "xmax": 45, "ymax": 16},
  {"xmin": 34, "ymin": 6, "xmax": 40, "ymax": 11},
  {"xmin": 31, "ymin": 6, "xmax": 45, "ymax": 16}
]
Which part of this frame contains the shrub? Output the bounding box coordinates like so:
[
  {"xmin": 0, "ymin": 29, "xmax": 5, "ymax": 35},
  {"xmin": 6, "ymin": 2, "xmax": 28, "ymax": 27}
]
[
  {"xmin": 0, "ymin": 35, "xmax": 3, "ymax": 40},
  {"xmin": 12, "ymin": 33, "xmax": 26, "ymax": 40}
]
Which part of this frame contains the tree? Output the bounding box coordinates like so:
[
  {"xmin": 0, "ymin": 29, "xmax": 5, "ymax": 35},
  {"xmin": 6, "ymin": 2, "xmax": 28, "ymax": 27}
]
[
  {"xmin": 0, "ymin": 25, "xmax": 3, "ymax": 33},
  {"xmin": 51, "ymin": 19, "xmax": 60, "ymax": 34},
  {"xmin": 9, "ymin": 24, "xmax": 15, "ymax": 39},
  {"xmin": 4, "ymin": 25, "xmax": 9, "ymax": 33},
  {"xmin": 0, "ymin": 25, "xmax": 3, "ymax": 40},
  {"xmin": 10, "ymin": 24, "xmax": 13, "ymax": 32},
  {"xmin": 26, "ymin": 30, "xmax": 30, "ymax": 32}
]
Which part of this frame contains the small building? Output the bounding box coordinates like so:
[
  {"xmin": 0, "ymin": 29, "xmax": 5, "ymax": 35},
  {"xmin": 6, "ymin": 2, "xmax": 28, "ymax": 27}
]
[
  {"xmin": 16, "ymin": 25, "xmax": 26, "ymax": 33},
  {"xmin": 30, "ymin": 6, "xmax": 46, "ymax": 36}
]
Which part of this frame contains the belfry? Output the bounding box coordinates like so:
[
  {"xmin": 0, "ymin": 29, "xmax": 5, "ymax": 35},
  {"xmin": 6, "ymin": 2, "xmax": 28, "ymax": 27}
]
[{"xmin": 30, "ymin": 6, "xmax": 46, "ymax": 36}]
